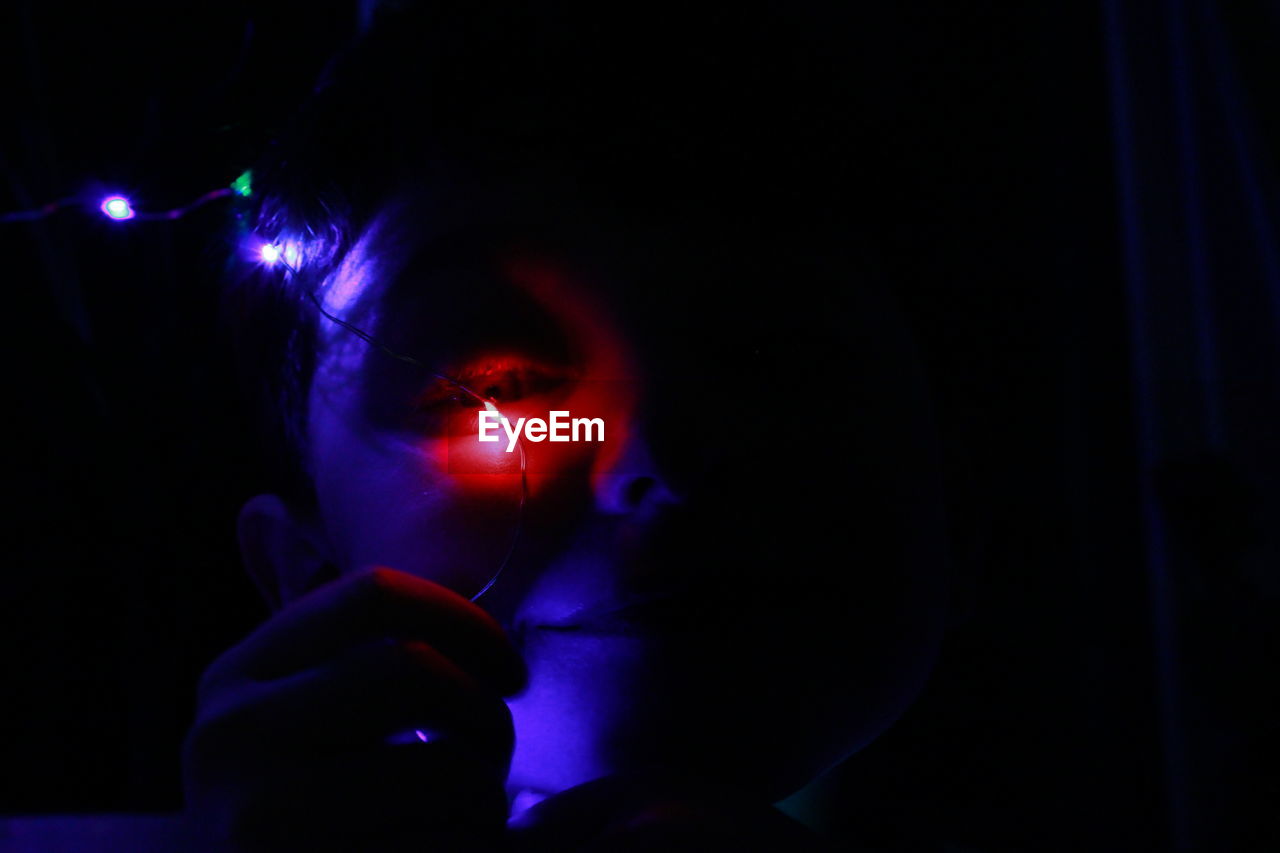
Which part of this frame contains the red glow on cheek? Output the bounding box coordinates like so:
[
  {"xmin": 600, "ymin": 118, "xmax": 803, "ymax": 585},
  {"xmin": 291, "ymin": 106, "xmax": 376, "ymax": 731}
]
[{"xmin": 438, "ymin": 406, "xmax": 523, "ymax": 494}]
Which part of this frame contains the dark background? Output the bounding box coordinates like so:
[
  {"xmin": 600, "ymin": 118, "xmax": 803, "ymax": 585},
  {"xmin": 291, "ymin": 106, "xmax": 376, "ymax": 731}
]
[{"xmin": 2, "ymin": 2, "xmax": 1276, "ymax": 851}]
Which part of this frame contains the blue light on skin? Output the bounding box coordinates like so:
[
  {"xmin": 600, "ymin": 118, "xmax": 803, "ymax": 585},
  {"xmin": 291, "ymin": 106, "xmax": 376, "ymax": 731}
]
[
  {"xmin": 508, "ymin": 788, "xmax": 550, "ymax": 823},
  {"xmin": 99, "ymin": 195, "xmax": 135, "ymax": 221}
]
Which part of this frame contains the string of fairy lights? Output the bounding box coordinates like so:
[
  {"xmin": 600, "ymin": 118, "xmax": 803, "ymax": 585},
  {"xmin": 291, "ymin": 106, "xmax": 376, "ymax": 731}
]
[
  {"xmin": 2, "ymin": 170, "xmax": 260, "ymax": 230},
  {"xmin": 1, "ymin": 169, "xmax": 326, "ymax": 283},
  {"xmin": 5, "ymin": 169, "xmax": 329, "ymax": 282}
]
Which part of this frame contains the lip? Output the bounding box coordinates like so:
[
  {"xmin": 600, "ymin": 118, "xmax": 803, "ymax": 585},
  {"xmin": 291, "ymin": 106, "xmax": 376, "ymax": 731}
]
[{"xmin": 528, "ymin": 589, "xmax": 699, "ymax": 636}]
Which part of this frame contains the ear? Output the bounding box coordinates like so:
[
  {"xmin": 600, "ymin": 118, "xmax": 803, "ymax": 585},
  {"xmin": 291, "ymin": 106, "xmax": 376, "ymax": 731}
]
[{"xmin": 237, "ymin": 494, "xmax": 338, "ymax": 610}]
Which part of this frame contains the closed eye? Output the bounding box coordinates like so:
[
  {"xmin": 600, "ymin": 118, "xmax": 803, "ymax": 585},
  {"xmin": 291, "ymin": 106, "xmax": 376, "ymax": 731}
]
[{"xmin": 405, "ymin": 357, "xmax": 578, "ymax": 431}]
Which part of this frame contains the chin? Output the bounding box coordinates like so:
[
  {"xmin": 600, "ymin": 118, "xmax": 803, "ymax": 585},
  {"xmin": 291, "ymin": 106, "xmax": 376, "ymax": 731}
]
[
  {"xmin": 505, "ymin": 648, "xmax": 932, "ymax": 809},
  {"xmin": 503, "ymin": 570, "xmax": 946, "ymax": 805}
]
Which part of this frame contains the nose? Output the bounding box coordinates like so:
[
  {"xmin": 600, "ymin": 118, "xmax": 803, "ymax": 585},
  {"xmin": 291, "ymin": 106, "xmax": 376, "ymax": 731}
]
[{"xmin": 590, "ymin": 425, "xmax": 682, "ymax": 517}]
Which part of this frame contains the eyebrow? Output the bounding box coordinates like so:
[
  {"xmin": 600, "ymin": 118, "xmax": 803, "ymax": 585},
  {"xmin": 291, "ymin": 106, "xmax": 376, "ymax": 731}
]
[
  {"xmin": 368, "ymin": 250, "xmax": 582, "ymax": 375},
  {"xmin": 448, "ymin": 355, "xmax": 581, "ymax": 380}
]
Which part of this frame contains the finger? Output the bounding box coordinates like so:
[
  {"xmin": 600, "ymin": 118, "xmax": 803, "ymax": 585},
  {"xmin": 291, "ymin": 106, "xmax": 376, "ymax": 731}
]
[
  {"xmin": 192, "ymin": 639, "xmax": 515, "ymax": 763},
  {"xmin": 203, "ymin": 567, "xmax": 525, "ymax": 696}
]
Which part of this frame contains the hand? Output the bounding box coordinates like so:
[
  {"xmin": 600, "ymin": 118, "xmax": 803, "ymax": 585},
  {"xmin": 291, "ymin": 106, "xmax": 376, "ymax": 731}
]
[{"xmin": 182, "ymin": 567, "xmax": 526, "ymax": 852}]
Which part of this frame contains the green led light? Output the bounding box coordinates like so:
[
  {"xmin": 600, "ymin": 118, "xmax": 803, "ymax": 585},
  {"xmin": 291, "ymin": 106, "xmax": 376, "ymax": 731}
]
[{"xmin": 231, "ymin": 170, "xmax": 253, "ymax": 198}]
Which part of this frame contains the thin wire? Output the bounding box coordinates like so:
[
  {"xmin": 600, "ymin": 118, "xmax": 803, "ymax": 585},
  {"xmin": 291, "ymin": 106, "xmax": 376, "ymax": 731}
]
[
  {"xmin": 470, "ymin": 442, "xmax": 526, "ymax": 601},
  {"xmin": 0, "ymin": 195, "xmax": 78, "ymax": 223},
  {"xmin": 1, "ymin": 187, "xmax": 233, "ymax": 223},
  {"xmin": 136, "ymin": 187, "xmax": 233, "ymax": 220},
  {"xmin": 299, "ymin": 273, "xmax": 526, "ymax": 603}
]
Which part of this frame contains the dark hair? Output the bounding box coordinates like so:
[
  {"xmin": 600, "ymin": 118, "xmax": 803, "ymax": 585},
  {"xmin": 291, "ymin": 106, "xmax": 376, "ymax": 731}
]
[{"xmin": 221, "ymin": 3, "xmax": 870, "ymax": 506}]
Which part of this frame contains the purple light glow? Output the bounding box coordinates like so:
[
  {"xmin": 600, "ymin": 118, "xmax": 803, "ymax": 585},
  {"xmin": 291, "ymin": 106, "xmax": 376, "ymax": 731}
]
[
  {"xmin": 99, "ymin": 195, "xmax": 135, "ymax": 221},
  {"xmin": 508, "ymin": 788, "xmax": 550, "ymax": 823},
  {"xmin": 383, "ymin": 728, "xmax": 436, "ymax": 746},
  {"xmin": 259, "ymin": 243, "xmax": 282, "ymax": 264}
]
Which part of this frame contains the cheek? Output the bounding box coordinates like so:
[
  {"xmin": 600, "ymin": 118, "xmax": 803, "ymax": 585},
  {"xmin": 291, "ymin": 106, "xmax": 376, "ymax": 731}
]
[
  {"xmin": 443, "ymin": 405, "xmax": 525, "ymax": 485},
  {"xmin": 314, "ymin": 427, "xmax": 525, "ymax": 598}
]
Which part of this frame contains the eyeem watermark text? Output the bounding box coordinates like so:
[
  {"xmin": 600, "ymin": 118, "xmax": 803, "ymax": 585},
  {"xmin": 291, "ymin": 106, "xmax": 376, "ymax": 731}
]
[{"xmin": 478, "ymin": 410, "xmax": 605, "ymax": 452}]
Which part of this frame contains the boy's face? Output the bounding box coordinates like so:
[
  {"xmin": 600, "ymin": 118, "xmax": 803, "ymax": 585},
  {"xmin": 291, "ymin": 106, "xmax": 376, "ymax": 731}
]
[{"xmin": 294, "ymin": 179, "xmax": 950, "ymax": 802}]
